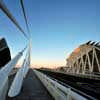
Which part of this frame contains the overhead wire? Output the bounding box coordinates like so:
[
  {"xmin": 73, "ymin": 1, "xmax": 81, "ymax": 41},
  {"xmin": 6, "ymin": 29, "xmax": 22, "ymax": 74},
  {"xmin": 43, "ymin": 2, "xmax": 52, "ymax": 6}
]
[{"xmin": 20, "ymin": 0, "xmax": 32, "ymax": 67}]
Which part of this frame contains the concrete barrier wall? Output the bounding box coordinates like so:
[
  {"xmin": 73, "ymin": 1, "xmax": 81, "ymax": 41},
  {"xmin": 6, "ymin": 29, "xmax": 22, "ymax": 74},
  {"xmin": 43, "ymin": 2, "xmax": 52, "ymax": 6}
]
[{"xmin": 34, "ymin": 70, "xmax": 87, "ymax": 100}]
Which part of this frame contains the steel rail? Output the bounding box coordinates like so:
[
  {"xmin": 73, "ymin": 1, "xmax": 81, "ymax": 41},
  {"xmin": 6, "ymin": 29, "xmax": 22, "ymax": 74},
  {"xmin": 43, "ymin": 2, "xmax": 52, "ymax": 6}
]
[
  {"xmin": 50, "ymin": 76, "xmax": 96, "ymax": 100},
  {"xmin": 39, "ymin": 70, "xmax": 100, "ymax": 100}
]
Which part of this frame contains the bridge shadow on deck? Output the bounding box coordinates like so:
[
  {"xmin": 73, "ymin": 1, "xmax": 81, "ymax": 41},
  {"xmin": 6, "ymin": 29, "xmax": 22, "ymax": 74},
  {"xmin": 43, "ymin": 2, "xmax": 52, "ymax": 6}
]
[{"xmin": 6, "ymin": 69, "xmax": 54, "ymax": 100}]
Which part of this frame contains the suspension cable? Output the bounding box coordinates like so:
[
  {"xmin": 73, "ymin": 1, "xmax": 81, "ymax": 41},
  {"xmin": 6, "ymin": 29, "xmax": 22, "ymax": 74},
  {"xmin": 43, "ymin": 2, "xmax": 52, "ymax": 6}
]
[
  {"xmin": 0, "ymin": 0, "xmax": 28, "ymax": 39},
  {"xmin": 20, "ymin": 0, "xmax": 30, "ymax": 36}
]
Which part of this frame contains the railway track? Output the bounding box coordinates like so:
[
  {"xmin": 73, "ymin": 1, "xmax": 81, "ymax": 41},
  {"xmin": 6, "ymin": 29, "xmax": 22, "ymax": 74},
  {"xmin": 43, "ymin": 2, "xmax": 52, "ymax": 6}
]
[{"xmin": 38, "ymin": 70, "xmax": 100, "ymax": 100}]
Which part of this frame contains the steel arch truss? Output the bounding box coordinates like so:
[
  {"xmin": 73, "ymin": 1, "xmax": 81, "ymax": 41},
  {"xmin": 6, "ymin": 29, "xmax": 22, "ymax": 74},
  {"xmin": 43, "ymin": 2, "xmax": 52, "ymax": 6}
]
[{"xmin": 66, "ymin": 41, "xmax": 100, "ymax": 74}]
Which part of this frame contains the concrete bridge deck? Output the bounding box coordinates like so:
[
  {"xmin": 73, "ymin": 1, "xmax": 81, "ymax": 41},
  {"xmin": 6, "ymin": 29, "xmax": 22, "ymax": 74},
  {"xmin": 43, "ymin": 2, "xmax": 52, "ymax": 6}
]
[{"xmin": 6, "ymin": 69, "xmax": 54, "ymax": 100}]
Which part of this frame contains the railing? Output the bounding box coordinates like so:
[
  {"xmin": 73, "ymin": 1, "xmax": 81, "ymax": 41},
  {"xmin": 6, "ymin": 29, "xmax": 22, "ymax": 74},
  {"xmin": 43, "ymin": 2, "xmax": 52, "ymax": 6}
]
[{"xmin": 34, "ymin": 70, "xmax": 91, "ymax": 100}]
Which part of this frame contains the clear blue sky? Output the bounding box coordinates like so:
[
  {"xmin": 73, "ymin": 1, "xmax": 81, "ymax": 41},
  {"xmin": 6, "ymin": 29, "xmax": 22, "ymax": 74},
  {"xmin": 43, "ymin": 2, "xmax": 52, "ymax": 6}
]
[{"xmin": 0, "ymin": 0, "xmax": 100, "ymax": 67}]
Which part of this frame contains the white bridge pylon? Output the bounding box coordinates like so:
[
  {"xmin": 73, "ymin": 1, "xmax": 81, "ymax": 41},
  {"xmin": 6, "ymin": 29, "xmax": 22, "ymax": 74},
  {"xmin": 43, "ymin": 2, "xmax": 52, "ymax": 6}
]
[
  {"xmin": 8, "ymin": 42, "xmax": 31, "ymax": 97},
  {"xmin": 0, "ymin": 0, "xmax": 32, "ymax": 99},
  {"xmin": 0, "ymin": 47, "xmax": 26, "ymax": 96}
]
